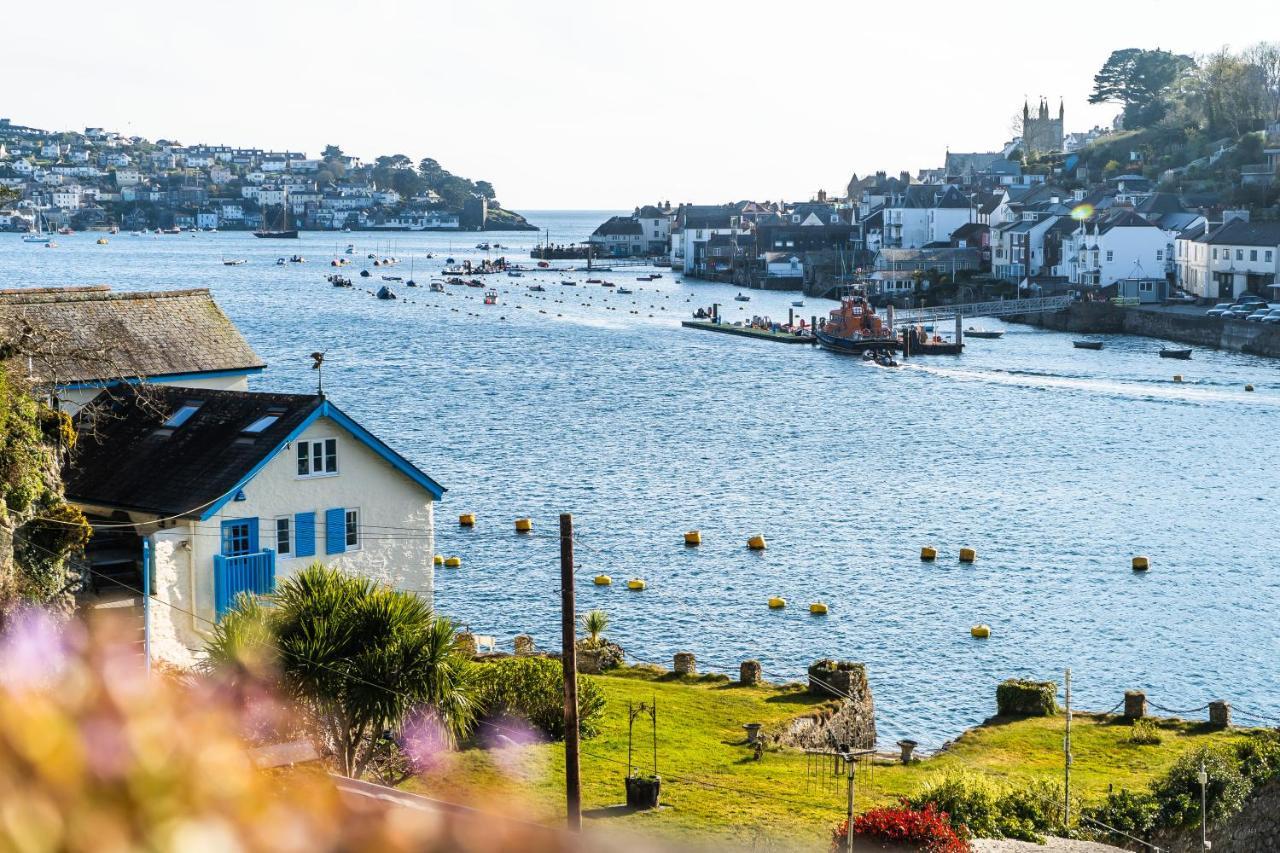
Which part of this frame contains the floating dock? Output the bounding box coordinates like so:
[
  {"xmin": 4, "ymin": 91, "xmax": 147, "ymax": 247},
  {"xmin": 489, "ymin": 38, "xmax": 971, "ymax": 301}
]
[{"xmin": 681, "ymin": 320, "xmax": 815, "ymax": 344}]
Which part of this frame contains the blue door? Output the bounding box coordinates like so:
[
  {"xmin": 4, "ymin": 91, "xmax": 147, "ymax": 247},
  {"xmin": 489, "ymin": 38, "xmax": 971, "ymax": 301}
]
[{"xmin": 221, "ymin": 518, "xmax": 259, "ymax": 557}]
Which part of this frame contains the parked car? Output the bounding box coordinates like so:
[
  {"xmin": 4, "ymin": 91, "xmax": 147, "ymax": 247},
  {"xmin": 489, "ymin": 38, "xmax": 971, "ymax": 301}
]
[
  {"xmin": 1206, "ymin": 303, "xmax": 1233, "ymax": 316},
  {"xmin": 1246, "ymin": 309, "xmax": 1272, "ymax": 321},
  {"xmin": 1234, "ymin": 294, "xmax": 1267, "ymax": 307},
  {"xmin": 1226, "ymin": 304, "xmax": 1256, "ymax": 318},
  {"xmin": 1261, "ymin": 309, "xmax": 1280, "ymax": 324}
]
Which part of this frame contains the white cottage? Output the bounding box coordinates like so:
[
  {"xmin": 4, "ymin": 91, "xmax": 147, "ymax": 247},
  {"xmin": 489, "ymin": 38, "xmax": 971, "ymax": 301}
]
[{"xmin": 65, "ymin": 386, "xmax": 444, "ymax": 667}]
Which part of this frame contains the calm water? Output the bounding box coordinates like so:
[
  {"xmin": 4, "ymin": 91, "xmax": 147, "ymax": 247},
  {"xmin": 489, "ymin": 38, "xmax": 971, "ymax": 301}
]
[{"xmin": 6, "ymin": 211, "xmax": 1280, "ymax": 747}]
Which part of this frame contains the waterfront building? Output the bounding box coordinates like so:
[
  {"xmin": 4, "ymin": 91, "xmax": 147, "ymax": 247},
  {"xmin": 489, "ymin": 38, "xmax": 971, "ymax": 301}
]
[
  {"xmin": 0, "ymin": 286, "xmax": 265, "ymax": 411},
  {"xmin": 589, "ymin": 216, "xmax": 647, "ymax": 256},
  {"xmin": 1061, "ymin": 209, "xmax": 1169, "ymax": 288},
  {"xmin": 64, "ymin": 386, "xmax": 445, "ymax": 668},
  {"xmin": 1175, "ymin": 216, "xmax": 1280, "ymax": 300}
]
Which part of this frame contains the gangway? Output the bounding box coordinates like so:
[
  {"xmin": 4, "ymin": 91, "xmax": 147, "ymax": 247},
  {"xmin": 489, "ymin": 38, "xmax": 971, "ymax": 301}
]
[{"xmin": 887, "ymin": 295, "xmax": 1071, "ymax": 328}]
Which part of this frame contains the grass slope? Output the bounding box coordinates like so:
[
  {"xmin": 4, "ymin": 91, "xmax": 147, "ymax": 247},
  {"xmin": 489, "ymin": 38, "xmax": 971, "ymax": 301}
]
[{"xmin": 406, "ymin": 667, "xmax": 1254, "ymax": 848}]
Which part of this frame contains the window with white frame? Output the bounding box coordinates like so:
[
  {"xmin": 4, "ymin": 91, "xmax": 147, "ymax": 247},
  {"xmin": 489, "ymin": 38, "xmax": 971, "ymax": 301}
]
[
  {"xmin": 296, "ymin": 438, "xmax": 338, "ymax": 477},
  {"xmin": 344, "ymin": 508, "xmax": 360, "ymax": 549},
  {"xmin": 275, "ymin": 516, "xmax": 292, "ymax": 556},
  {"xmin": 1139, "ymin": 281, "xmax": 1153, "ymax": 293},
  {"xmin": 1106, "ymin": 251, "xmax": 1114, "ymax": 262}
]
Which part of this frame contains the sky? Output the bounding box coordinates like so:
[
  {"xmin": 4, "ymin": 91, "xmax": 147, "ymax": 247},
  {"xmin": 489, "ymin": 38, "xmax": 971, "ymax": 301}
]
[{"xmin": 4, "ymin": 0, "xmax": 1274, "ymax": 209}]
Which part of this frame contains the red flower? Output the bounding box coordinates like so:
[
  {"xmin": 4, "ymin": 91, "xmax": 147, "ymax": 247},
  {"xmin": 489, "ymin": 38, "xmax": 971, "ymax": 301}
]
[{"xmin": 830, "ymin": 804, "xmax": 969, "ymax": 853}]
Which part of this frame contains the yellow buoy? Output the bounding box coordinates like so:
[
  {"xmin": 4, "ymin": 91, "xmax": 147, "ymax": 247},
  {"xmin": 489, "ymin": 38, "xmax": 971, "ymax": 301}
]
[
  {"xmin": 1173, "ymin": 374, "xmax": 1182, "ymax": 382},
  {"xmin": 594, "ymin": 574, "xmax": 612, "ymax": 586},
  {"xmin": 809, "ymin": 602, "xmax": 828, "ymax": 615},
  {"xmin": 747, "ymin": 534, "xmax": 767, "ymax": 550},
  {"xmin": 444, "ymin": 556, "xmax": 462, "ymax": 568},
  {"xmin": 459, "ymin": 512, "xmax": 476, "ymax": 526},
  {"xmin": 959, "ymin": 547, "xmax": 976, "ymax": 563},
  {"xmin": 1132, "ymin": 556, "xmax": 1150, "ymax": 571},
  {"xmin": 920, "ymin": 546, "xmax": 937, "ymax": 561},
  {"xmin": 96, "ymin": 237, "xmax": 108, "ymax": 245},
  {"xmin": 433, "ymin": 554, "xmax": 444, "ymax": 566},
  {"xmin": 1245, "ymin": 384, "xmax": 1254, "ymax": 392},
  {"xmin": 768, "ymin": 596, "xmax": 786, "ymax": 609},
  {"xmin": 971, "ymin": 624, "xmax": 991, "ymax": 638},
  {"xmin": 515, "ymin": 518, "xmax": 532, "ymax": 533},
  {"xmin": 627, "ymin": 578, "xmax": 646, "ymax": 591},
  {"xmin": 684, "ymin": 530, "xmax": 702, "ymax": 546}
]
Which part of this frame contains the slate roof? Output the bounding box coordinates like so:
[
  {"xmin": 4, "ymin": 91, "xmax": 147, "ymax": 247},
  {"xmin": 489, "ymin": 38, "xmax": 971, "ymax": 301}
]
[
  {"xmin": 1136, "ymin": 192, "xmax": 1187, "ymax": 216},
  {"xmin": 66, "ymin": 386, "xmax": 320, "ymax": 516},
  {"xmin": 591, "ymin": 216, "xmax": 643, "ymax": 237},
  {"xmin": 0, "ymin": 286, "xmax": 264, "ymax": 385},
  {"xmin": 1200, "ymin": 218, "xmax": 1280, "ymax": 247},
  {"xmin": 1098, "ymin": 209, "xmax": 1159, "ymax": 234}
]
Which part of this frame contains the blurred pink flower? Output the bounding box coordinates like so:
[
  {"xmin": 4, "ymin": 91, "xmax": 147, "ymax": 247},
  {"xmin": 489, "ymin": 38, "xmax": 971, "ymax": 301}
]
[{"xmin": 0, "ymin": 607, "xmax": 75, "ymax": 690}]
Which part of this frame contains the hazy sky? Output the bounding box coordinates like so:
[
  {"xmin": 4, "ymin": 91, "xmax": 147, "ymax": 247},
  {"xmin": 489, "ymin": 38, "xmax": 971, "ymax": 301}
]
[{"xmin": 5, "ymin": 0, "xmax": 1272, "ymax": 209}]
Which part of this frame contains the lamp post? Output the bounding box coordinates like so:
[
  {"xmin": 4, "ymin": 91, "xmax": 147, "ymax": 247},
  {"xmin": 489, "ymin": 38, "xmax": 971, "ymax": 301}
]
[{"xmin": 1198, "ymin": 759, "xmax": 1209, "ymax": 851}]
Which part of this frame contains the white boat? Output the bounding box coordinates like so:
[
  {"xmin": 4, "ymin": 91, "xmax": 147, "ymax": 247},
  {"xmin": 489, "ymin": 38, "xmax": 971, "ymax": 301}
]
[
  {"xmin": 22, "ymin": 212, "xmax": 49, "ymax": 243},
  {"xmin": 734, "ymin": 293, "xmax": 750, "ymax": 302}
]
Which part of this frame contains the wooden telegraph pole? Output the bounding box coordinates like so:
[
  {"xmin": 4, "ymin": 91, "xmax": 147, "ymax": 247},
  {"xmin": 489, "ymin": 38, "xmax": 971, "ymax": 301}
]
[{"xmin": 560, "ymin": 513, "xmax": 582, "ymax": 830}]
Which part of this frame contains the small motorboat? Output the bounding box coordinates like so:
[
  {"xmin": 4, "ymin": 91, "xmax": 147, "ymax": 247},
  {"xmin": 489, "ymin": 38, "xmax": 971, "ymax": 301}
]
[
  {"xmin": 792, "ymin": 300, "xmax": 805, "ymax": 307},
  {"xmin": 528, "ymin": 284, "xmax": 547, "ymax": 292},
  {"xmin": 1072, "ymin": 340, "xmax": 1103, "ymax": 350},
  {"xmin": 475, "ymin": 242, "xmax": 490, "ymax": 250},
  {"xmin": 429, "ymin": 281, "xmax": 446, "ymax": 292},
  {"xmin": 601, "ymin": 281, "xmax": 615, "ymax": 287},
  {"xmin": 965, "ymin": 328, "xmax": 1005, "ymax": 339},
  {"xmin": 483, "ymin": 290, "xmax": 498, "ymax": 305},
  {"xmin": 289, "ymin": 255, "xmax": 305, "ymax": 263},
  {"xmin": 359, "ymin": 269, "xmax": 371, "ymax": 278},
  {"xmin": 345, "ymin": 244, "xmax": 355, "ymax": 254},
  {"xmin": 586, "ymin": 278, "xmax": 603, "ymax": 284},
  {"xmin": 223, "ymin": 258, "xmax": 247, "ymax": 266},
  {"xmin": 507, "ymin": 270, "xmax": 524, "ymax": 277},
  {"xmin": 1159, "ymin": 348, "xmax": 1192, "ymax": 360},
  {"xmin": 536, "ymin": 261, "xmax": 549, "ymax": 268},
  {"xmin": 466, "ymin": 279, "xmax": 484, "ymax": 288},
  {"xmin": 406, "ymin": 279, "xmax": 417, "ymax": 287},
  {"xmin": 560, "ymin": 280, "xmax": 577, "ymax": 286},
  {"xmin": 330, "ymin": 276, "xmax": 353, "ymax": 288},
  {"xmin": 276, "ymin": 258, "xmax": 287, "ymax": 266},
  {"xmin": 96, "ymin": 237, "xmax": 109, "ymax": 245},
  {"xmin": 382, "ymin": 275, "xmax": 402, "ymax": 281},
  {"xmin": 376, "ymin": 285, "xmax": 397, "ymax": 300},
  {"xmin": 734, "ymin": 293, "xmax": 750, "ymax": 302},
  {"xmin": 616, "ymin": 287, "xmax": 633, "ymax": 295}
]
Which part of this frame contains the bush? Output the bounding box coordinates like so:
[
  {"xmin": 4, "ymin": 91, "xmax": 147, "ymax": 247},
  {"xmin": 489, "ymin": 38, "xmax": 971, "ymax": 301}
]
[
  {"xmin": 472, "ymin": 656, "xmax": 605, "ymax": 740},
  {"xmin": 1083, "ymin": 789, "xmax": 1160, "ymax": 838},
  {"xmin": 908, "ymin": 772, "xmax": 1068, "ymax": 842},
  {"xmin": 1235, "ymin": 731, "xmax": 1280, "ymax": 787},
  {"xmin": 996, "ymin": 679, "xmax": 1058, "ymax": 717},
  {"xmin": 832, "ymin": 805, "xmax": 969, "ymax": 853},
  {"xmin": 1151, "ymin": 745, "xmax": 1251, "ymax": 828},
  {"xmin": 1128, "ymin": 718, "xmax": 1163, "ymax": 745},
  {"xmin": 995, "ymin": 780, "xmax": 1069, "ymax": 841}
]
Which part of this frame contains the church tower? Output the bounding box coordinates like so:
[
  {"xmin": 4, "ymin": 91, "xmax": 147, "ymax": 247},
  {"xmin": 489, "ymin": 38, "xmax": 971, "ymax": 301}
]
[{"xmin": 1022, "ymin": 97, "xmax": 1065, "ymax": 155}]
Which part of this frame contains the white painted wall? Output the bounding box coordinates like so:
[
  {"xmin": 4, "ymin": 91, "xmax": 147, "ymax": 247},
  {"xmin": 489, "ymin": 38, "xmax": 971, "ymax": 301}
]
[{"xmin": 58, "ymin": 373, "xmax": 251, "ymax": 414}]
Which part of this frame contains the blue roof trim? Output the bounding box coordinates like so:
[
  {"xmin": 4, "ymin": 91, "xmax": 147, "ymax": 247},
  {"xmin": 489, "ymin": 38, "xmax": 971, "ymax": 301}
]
[
  {"xmin": 59, "ymin": 366, "xmax": 266, "ymax": 392},
  {"xmin": 198, "ymin": 399, "xmax": 445, "ymax": 521}
]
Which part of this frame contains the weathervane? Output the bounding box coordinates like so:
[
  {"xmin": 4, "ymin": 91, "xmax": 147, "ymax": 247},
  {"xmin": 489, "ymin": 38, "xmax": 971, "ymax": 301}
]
[{"xmin": 310, "ymin": 351, "xmax": 326, "ymax": 397}]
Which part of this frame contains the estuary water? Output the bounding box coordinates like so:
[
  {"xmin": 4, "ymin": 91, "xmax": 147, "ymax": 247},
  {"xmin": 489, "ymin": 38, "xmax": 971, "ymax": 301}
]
[{"xmin": 5, "ymin": 210, "xmax": 1279, "ymax": 747}]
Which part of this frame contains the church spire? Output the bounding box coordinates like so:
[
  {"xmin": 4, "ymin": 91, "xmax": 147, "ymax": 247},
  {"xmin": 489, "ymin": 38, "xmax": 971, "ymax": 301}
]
[{"xmin": 1059, "ymin": 98, "xmax": 1064, "ymax": 120}]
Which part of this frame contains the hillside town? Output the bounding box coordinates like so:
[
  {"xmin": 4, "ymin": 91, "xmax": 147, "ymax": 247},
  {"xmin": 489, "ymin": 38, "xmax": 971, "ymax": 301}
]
[
  {"xmin": 0, "ymin": 118, "xmax": 535, "ymax": 233},
  {"xmin": 591, "ymin": 94, "xmax": 1280, "ymax": 305}
]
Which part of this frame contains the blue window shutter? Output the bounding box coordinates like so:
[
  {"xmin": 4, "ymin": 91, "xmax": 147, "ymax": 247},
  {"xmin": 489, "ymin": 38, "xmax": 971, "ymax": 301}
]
[
  {"xmin": 325, "ymin": 507, "xmax": 346, "ymax": 555},
  {"xmin": 295, "ymin": 512, "xmax": 316, "ymax": 558},
  {"xmin": 246, "ymin": 517, "xmax": 259, "ymax": 553}
]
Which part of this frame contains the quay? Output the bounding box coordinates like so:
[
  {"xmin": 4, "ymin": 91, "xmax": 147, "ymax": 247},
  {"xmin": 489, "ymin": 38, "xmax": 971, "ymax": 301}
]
[{"xmin": 681, "ymin": 320, "xmax": 815, "ymax": 345}]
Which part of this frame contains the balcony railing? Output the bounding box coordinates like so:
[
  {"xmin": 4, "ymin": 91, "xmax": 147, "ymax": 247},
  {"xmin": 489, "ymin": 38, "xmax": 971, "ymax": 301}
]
[{"xmin": 214, "ymin": 549, "xmax": 276, "ymax": 617}]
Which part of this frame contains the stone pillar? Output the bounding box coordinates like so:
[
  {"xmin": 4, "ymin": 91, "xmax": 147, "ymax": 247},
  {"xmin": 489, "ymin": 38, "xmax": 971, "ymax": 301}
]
[
  {"xmin": 1209, "ymin": 700, "xmax": 1232, "ymax": 728},
  {"xmin": 673, "ymin": 652, "xmax": 696, "ymax": 675},
  {"xmin": 1124, "ymin": 690, "xmax": 1147, "ymax": 720},
  {"xmin": 513, "ymin": 635, "xmax": 535, "ymax": 656},
  {"xmin": 454, "ymin": 632, "xmax": 478, "ymax": 657},
  {"xmin": 740, "ymin": 660, "xmax": 762, "ymax": 686}
]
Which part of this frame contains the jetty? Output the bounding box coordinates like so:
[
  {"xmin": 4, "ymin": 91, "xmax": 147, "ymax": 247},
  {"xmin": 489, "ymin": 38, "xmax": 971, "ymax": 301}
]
[{"xmin": 682, "ymin": 320, "xmax": 815, "ymax": 345}]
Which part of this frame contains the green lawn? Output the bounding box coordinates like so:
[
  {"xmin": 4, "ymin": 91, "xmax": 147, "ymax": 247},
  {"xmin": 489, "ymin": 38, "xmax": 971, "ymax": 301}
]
[{"xmin": 405, "ymin": 667, "xmax": 1255, "ymax": 848}]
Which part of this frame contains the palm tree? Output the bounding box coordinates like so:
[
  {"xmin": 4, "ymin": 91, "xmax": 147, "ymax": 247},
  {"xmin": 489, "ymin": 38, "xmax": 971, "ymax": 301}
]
[
  {"xmin": 582, "ymin": 609, "xmax": 609, "ymax": 647},
  {"xmin": 205, "ymin": 563, "xmax": 476, "ymax": 780}
]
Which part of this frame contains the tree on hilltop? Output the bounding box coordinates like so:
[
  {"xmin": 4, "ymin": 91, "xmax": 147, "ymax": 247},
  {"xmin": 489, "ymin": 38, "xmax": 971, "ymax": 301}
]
[{"xmin": 1089, "ymin": 48, "xmax": 1194, "ymax": 129}]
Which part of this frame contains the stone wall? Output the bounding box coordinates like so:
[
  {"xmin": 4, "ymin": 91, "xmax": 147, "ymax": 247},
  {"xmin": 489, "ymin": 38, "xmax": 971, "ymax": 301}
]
[
  {"xmin": 1158, "ymin": 778, "xmax": 1280, "ymax": 853},
  {"xmin": 1011, "ymin": 304, "xmax": 1280, "ymax": 358}
]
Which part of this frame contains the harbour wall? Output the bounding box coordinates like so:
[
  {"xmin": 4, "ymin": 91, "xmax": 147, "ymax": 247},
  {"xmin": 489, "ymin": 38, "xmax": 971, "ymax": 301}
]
[{"xmin": 1010, "ymin": 303, "xmax": 1280, "ymax": 358}]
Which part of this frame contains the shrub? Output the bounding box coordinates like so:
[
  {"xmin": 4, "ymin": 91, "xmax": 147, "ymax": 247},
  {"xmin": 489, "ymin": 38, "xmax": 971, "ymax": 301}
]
[
  {"xmin": 1128, "ymin": 718, "xmax": 1163, "ymax": 745},
  {"xmin": 996, "ymin": 679, "xmax": 1058, "ymax": 717},
  {"xmin": 472, "ymin": 656, "xmax": 605, "ymax": 740},
  {"xmin": 995, "ymin": 780, "xmax": 1069, "ymax": 841},
  {"xmin": 907, "ymin": 771, "xmax": 999, "ymax": 838},
  {"xmin": 1151, "ymin": 745, "xmax": 1251, "ymax": 828},
  {"xmin": 1235, "ymin": 730, "xmax": 1280, "ymax": 787},
  {"xmin": 831, "ymin": 805, "xmax": 969, "ymax": 853},
  {"xmin": 1083, "ymin": 789, "xmax": 1160, "ymax": 838}
]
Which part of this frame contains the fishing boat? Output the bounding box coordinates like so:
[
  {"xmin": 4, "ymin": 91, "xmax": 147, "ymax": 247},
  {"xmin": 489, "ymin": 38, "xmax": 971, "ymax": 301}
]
[
  {"xmin": 1159, "ymin": 348, "xmax": 1192, "ymax": 360},
  {"xmin": 560, "ymin": 280, "xmax": 577, "ymax": 286},
  {"xmin": 483, "ymin": 290, "xmax": 498, "ymax": 305},
  {"xmin": 815, "ymin": 289, "xmax": 898, "ymax": 355},
  {"xmin": 222, "ymin": 258, "xmax": 247, "ymax": 266},
  {"xmin": 254, "ymin": 191, "xmax": 299, "ymax": 238},
  {"xmin": 734, "ymin": 293, "xmax": 750, "ymax": 302},
  {"xmin": 1072, "ymin": 340, "xmax": 1104, "ymax": 350},
  {"xmin": 616, "ymin": 287, "xmax": 633, "ymax": 295},
  {"xmin": 792, "ymin": 300, "xmax": 805, "ymax": 307},
  {"xmin": 965, "ymin": 328, "xmax": 1005, "ymax": 339}
]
